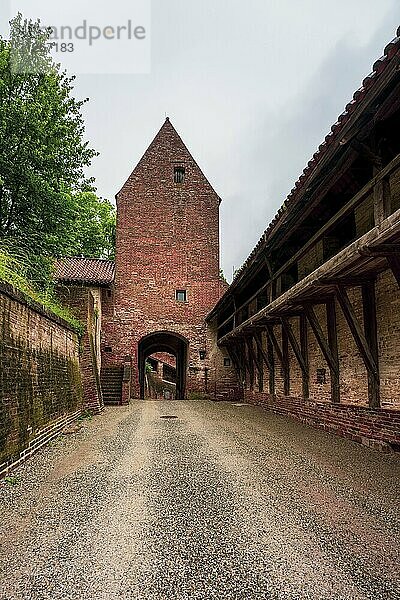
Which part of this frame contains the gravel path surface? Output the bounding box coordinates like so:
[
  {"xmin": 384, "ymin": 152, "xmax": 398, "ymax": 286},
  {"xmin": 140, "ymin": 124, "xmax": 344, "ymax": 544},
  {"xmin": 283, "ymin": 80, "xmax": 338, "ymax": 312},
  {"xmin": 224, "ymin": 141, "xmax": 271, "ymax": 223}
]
[{"xmin": 1, "ymin": 400, "xmax": 399, "ymax": 600}]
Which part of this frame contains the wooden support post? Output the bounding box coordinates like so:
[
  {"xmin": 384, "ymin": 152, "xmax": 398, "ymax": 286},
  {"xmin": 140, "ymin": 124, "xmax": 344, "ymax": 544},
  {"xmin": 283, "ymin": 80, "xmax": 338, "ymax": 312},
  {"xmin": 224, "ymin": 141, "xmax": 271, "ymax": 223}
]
[
  {"xmin": 254, "ymin": 331, "xmax": 272, "ymax": 371},
  {"xmin": 235, "ymin": 343, "xmax": 247, "ymax": 387},
  {"xmin": 304, "ymin": 303, "xmax": 340, "ymax": 404},
  {"xmin": 246, "ymin": 336, "xmax": 262, "ymax": 392},
  {"xmin": 281, "ymin": 317, "xmax": 308, "ymax": 377},
  {"xmin": 265, "ymin": 325, "xmax": 284, "ymax": 368},
  {"xmin": 227, "ymin": 345, "xmax": 242, "ymax": 381},
  {"xmin": 267, "ymin": 330, "xmax": 275, "ymax": 395},
  {"xmin": 361, "ymin": 282, "xmax": 380, "ymax": 408},
  {"xmin": 281, "ymin": 324, "xmax": 290, "ymax": 396},
  {"xmin": 266, "ymin": 325, "xmax": 289, "ymax": 393},
  {"xmin": 254, "ymin": 336, "xmax": 264, "ymax": 392},
  {"xmin": 300, "ymin": 314, "xmax": 309, "ymax": 399},
  {"xmin": 243, "ymin": 338, "xmax": 255, "ymax": 390},
  {"xmin": 373, "ymin": 176, "xmax": 390, "ymax": 225},
  {"xmin": 326, "ymin": 298, "xmax": 340, "ymax": 404},
  {"xmin": 257, "ymin": 343, "xmax": 264, "ymax": 392},
  {"xmin": 304, "ymin": 305, "xmax": 338, "ymax": 373},
  {"xmin": 232, "ymin": 296, "xmax": 237, "ymax": 329},
  {"xmin": 335, "ymin": 285, "xmax": 380, "ymax": 405}
]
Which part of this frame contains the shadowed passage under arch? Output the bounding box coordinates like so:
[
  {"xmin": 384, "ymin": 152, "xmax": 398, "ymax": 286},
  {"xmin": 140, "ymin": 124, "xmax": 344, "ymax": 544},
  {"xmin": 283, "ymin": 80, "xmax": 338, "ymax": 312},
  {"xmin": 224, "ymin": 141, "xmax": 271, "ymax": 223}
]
[{"xmin": 138, "ymin": 331, "xmax": 189, "ymax": 400}]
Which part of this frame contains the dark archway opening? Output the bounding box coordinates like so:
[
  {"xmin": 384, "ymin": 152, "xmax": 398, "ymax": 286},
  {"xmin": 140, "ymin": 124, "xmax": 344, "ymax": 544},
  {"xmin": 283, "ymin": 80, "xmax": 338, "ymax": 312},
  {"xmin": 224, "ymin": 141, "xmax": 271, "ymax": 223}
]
[{"xmin": 138, "ymin": 331, "xmax": 188, "ymax": 400}]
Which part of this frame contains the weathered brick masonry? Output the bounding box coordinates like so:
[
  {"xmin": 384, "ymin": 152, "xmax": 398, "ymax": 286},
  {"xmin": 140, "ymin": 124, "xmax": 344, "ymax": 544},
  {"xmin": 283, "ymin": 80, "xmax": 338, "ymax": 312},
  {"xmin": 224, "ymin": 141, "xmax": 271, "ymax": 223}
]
[
  {"xmin": 56, "ymin": 284, "xmax": 104, "ymax": 413},
  {"xmin": 243, "ymin": 392, "xmax": 400, "ymax": 452},
  {"xmin": 0, "ymin": 282, "xmax": 83, "ymax": 476},
  {"xmin": 208, "ymin": 29, "xmax": 400, "ymax": 449},
  {"xmin": 53, "ymin": 32, "xmax": 400, "ymax": 451},
  {"xmin": 101, "ymin": 118, "xmax": 229, "ymax": 399}
]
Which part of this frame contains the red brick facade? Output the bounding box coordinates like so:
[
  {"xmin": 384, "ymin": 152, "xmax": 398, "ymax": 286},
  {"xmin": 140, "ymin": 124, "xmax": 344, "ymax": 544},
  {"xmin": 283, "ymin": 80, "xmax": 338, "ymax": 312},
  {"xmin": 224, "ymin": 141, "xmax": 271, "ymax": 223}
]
[
  {"xmin": 101, "ymin": 118, "xmax": 228, "ymax": 399},
  {"xmin": 57, "ymin": 284, "xmax": 104, "ymax": 413}
]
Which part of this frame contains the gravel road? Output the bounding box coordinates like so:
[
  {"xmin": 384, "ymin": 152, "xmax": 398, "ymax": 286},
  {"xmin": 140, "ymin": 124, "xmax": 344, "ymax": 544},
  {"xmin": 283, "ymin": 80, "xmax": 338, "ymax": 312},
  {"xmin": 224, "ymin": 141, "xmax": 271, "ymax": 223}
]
[{"xmin": 1, "ymin": 400, "xmax": 399, "ymax": 600}]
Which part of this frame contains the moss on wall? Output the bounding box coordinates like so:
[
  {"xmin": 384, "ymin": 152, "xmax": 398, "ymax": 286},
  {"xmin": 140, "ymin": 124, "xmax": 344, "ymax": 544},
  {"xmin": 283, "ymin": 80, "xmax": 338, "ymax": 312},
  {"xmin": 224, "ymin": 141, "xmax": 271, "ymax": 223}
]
[{"xmin": 0, "ymin": 287, "xmax": 83, "ymax": 466}]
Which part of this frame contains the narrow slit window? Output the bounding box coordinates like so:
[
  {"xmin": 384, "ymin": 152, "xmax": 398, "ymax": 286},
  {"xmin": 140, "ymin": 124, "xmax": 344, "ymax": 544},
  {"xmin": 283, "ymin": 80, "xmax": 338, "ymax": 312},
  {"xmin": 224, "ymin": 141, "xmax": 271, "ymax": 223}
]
[
  {"xmin": 176, "ymin": 290, "xmax": 187, "ymax": 302},
  {"xmin": 174, "ymin": 166, "xmax": 185, "ymax": 184}
]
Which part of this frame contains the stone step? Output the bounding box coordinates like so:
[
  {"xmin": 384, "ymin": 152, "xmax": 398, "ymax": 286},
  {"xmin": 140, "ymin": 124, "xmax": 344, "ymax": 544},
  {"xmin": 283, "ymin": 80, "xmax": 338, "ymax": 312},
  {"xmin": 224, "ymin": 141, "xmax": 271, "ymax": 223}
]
[{"xmin": 101, "ymin": 367, "xmax": 124, "ymax": 405}]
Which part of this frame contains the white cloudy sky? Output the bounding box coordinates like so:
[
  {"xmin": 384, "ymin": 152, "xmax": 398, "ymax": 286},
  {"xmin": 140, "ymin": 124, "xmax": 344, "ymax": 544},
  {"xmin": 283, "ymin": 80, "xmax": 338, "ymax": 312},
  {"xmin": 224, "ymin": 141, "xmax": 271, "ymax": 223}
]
[{"xmin": 5, "ymin": 1, "xmax": 400, "ymax": 279}]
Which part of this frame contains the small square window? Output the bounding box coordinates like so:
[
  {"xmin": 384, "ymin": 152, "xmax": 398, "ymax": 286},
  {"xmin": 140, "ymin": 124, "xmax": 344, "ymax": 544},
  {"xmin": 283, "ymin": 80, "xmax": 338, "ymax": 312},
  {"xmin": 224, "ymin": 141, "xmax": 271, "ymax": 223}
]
[
  {"xmin": 176, "ymin": 290, "xmax": 187, "ymax": 302},
  {"xmin": 174, "ymin": 166, "xmax": 185, "ymax": 184},
  {"xmin": 224, "ymin": 358, "xmax": 231, "ymax": 367},
  {"xmin": 199, "ymin": 350, "xmax": 206, "ymax": 360}
]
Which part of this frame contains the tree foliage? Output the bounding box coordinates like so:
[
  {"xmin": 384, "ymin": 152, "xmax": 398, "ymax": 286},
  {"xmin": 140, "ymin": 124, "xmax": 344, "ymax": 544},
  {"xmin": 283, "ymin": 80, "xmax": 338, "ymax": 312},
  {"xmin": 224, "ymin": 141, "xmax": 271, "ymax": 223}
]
[
  {"xmin": 65, "ymin": 192, "xmax": 116, "ymax": 260},
  {"xmin": 0, "ymin": 14, "xmax": 115, "ymax": 271}
]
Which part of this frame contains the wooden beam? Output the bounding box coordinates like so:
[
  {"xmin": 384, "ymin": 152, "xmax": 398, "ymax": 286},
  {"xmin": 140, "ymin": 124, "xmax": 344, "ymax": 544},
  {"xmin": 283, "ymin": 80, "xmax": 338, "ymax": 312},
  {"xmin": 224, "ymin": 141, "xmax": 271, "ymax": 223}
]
[
  {"xmin": 360, "ymin": 243, "xmax": 400, "ymax": 257},
  {"xmin": 349, "ymin": 138, "xmax": 382, "ymax": 168},
  {"xmin": 246, "ymin": 336, "xmax": 262, "ymax": 392},
  {"xmin": 267, "ymin": 330, "xmax": 275, "ymax": 395},
  {"xmin": 236, "ymin": 342, "xmax": 250, "ymax": 386},
  {"xmin": 243, "ymin": 339, "xmax": 255, "ymax": 390},
  {"xmin": 272, "ymin": 310, "xmax": 304, "ymax": 318},
  {"xmin": 282, "ymin": 325, "xmax": 290, "ymax": 396},
  {"xmin": 387, "ymin": 255, "xmax": 400, "ymax": 288},
  {"xmin": 335, "ymin": 285, "xmax": 379, "ymax": 379},
  {"xmin": 326, "ymin": 298, "xmax": 340, "ymax": 404},
  {"xmin": 270, "ymin": 154, "xmax": 400, "ymax": 284},
  {"xmin": 361, "ymin": 282, "xmax": 380, "ymax": 408},
  {"xmin": 227, "ymin": 345, "xmax": 242, "ymax": 381},
  {"xmin": 318, "ymin": 277, "xmax": 375, "ymax": 287},
  {"xmin": 254, "ymin": 331, "xmax": 272, "ymax": 372},
  {"xmin": 231, "ymin": 344, "xmax": 246, "ymax": 383},
  {"xmin": 303, "ymin": 304, "xmax": 339, "ymax": 374},
  {"xmin": 281, "ymin": 318, "xmax": 308, "ymax": 376},
  {"xmin": 266, "ymin": 324, "xmax": 290, "ymax": 395},
  {"xmin": 272, "ymin": 149, "xmax": 357, "ymax": 251},
  {"xmin": 300, "ymin": 314, "xmax": 310, "ymax": 399},
  {"xmin": 256, "ymin": 337, "xmax": 264, "ymax": 392},
  {"xmin": 373, "ymin": 177, "xmax": 391, "ymax": 225},
  {"xmin": 265, "ymin": 325, "xmax": 285, "ymax": 369}
]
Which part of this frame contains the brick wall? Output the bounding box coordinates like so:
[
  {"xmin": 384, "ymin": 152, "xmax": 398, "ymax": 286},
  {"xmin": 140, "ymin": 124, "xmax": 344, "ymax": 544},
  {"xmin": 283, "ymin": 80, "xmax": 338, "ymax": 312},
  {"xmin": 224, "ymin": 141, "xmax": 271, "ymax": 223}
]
[
  {"xmin": 244, "ymin": 391, "xmax": 400, "ymax": 452},
  {"xmin": 208, "ymin": 319, "xmax": 244, "ymax": 401},
  {"xmin": 57, "ymin": 285, "xmax": 104, "ymax": 413},
  {"xmin": 298, "ymin": 240, "xmax": 323, "ymax": 280},
  {"xmin": 239, "ymin": 267, "xmax": 400, "ymax": 449},
  {"xmin": 0, "ymin": 282, "xmax": 83, "ymax": 476},
  {"xmin": 102, "ymin": 118, "xmax": 227, "ymax": 398},
  {"xmin": 376, "ymin": 269, "xmax": 400, "ymax": 406}
]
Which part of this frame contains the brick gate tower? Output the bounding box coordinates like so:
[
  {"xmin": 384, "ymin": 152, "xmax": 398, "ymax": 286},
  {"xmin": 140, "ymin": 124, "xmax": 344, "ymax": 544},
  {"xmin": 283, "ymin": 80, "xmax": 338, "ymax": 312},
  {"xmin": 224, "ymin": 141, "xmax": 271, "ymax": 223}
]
[{"xmin": 101, "ymin": 118, "xmax": 227, "ymax": 400}]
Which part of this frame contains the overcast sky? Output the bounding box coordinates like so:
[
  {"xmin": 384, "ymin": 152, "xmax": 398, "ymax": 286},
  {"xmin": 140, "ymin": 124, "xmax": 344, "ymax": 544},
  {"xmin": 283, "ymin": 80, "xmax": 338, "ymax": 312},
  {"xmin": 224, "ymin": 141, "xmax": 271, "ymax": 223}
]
[{"xmin": 8, "ymin": 0, "xmax": 400, "ymax": 279}]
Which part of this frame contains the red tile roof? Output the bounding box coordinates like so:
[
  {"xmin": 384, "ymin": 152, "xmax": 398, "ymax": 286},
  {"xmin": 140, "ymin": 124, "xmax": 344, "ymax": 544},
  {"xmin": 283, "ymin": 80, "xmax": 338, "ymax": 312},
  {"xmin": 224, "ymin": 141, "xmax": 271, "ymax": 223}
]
[{"xmin": 55, "ymin": 257, "xmax": 115, "ymax": 285}]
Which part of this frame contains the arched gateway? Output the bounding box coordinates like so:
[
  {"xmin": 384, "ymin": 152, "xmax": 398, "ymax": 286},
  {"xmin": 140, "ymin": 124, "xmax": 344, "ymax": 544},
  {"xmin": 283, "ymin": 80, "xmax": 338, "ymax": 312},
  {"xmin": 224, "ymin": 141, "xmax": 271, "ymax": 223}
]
[
  {"xmin": 138, "ymin": 332, "xmax": 188, "ymax": 400},
  {"xmin": 94, "ymin": 117, "xmax": 235, "ymax": 402}
]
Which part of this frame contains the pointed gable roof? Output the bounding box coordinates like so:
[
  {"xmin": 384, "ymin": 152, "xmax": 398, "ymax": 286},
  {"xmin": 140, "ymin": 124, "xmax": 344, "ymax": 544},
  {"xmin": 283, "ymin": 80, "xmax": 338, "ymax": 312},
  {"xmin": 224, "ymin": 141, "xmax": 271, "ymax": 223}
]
[{"xmin": 117, "ymin": 117, "xmax": 221, "ymax": 202}]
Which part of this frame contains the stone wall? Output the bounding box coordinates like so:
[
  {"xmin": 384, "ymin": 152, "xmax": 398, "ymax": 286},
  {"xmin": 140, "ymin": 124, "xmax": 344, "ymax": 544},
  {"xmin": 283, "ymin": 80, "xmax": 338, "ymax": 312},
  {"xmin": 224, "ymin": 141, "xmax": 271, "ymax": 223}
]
[{"xmin": 0, "ymin": 282, "xmax": 83, "ymax": 476}]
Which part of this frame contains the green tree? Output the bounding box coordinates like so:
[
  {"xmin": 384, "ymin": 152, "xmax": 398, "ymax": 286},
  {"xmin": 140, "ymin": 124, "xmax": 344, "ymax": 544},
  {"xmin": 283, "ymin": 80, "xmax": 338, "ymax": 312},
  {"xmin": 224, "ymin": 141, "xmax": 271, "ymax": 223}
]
[
  {"xmin": 0, "ymin": 14, "xmax": 99, "ymax": 258},
  {"xmin": 65, "ymin": 192, "xmax": 116, "ymax": 260}
]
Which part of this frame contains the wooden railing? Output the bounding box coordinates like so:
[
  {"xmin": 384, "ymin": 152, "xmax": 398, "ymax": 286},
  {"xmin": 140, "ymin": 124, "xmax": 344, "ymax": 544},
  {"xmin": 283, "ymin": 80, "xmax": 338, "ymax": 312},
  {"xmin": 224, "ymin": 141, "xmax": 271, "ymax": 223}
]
[{"xmin": 217, "ymin": 153, "xmax": 400, "ymax": 339}]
